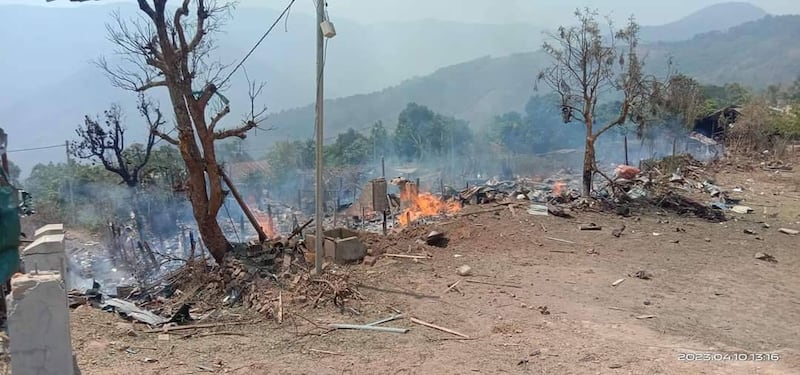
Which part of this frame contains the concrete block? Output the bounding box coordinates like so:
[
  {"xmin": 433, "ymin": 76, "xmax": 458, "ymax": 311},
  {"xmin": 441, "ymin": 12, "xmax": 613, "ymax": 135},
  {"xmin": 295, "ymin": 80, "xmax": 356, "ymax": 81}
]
[
  {"xmin": 306, "ymin": 228, "xmax": 367, "ymax": 264},
  {"xmin": 6, "ymin": 271, "xmax": 76, "ymax": 375},
  {"xmin": 21, "ymin": 233, "xmax": 68, "ymax": 289},
  {"xmin": 34, "ymin": 223, "xmax": 65, "ymax": 238}
]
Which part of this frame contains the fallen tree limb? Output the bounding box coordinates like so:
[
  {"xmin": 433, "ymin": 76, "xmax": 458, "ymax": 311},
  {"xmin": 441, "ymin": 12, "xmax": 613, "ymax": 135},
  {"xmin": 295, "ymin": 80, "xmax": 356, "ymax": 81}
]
[
  {"xmin": 365, "ymin": 314, "xmax": 405, "ymax": 327},
  {"xmin": 288, "ymin": 218, "xmax": 314, "ymax": 240},
  {"xmin": 309, "ymin": 349, "xmax": 344, "ymax": 356},
  {"xmin": 383, "ymin": 254, "xmax": 430, "ymax": 259},
  {"xmin": 442, "ymin": 280, "xmax": 461, "ymax": 295},
  {"xmin": 545, "ymin": 237, "xmax": 575, "ymax": 244},
  {"xmin": 465, "ymin": 279, "xmax": 521, "ymax": 289},
  {"xmin": 329, "ymin": 323, "xmax": 408, "ymax": 333},
  {"xmin": 144, "ymin": 321, "xmax": 257, "ymax": 333},
  {"xmin": 410, "ymin": 317, "xmax": 469, "ymax": 338},
  {"xmin": 181, "ymin": 331, "xmax": 248, "ymax": 339}
]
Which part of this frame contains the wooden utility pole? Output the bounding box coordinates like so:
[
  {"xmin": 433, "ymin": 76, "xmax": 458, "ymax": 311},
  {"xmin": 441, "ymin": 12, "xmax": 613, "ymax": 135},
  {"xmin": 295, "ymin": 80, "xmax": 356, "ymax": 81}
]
[
  {"xmin": 0, "ymin": 129, "xmax": 8, "ymax": 175},
  {"xmin": 313, "ymin": 0, "xmax": 325, "ymax": 274},
  {"xmin": 65, "ymin": 140, "xmax": 74, "ymax": 208}
]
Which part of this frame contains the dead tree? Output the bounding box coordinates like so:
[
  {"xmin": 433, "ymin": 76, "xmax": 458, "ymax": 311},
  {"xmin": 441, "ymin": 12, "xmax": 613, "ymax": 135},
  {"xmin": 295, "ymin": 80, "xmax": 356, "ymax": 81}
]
[
  {"xmin": 538, "ymin": 9, "xmax": 667, "ymax": 197},
  {"xmin": 69, "ymin": 95, "xmax": 162, "ymax": 188},
  {"xmin": 97, "ymin": 0, "xmax": 267, "ymax": 264}
]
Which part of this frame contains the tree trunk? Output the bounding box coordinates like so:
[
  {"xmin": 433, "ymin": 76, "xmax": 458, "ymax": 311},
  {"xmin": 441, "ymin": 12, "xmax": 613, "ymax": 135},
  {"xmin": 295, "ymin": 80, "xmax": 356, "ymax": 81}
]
[
  {"xmin": 140, "ymin": 6, "xmax": 232, "ymax": 265},
  {"xmin": 164, "ymin": 83, "xmax": 231, "ymax": 264},
  {"xmin": 583, "ymin": 112, "xmax": 596, "ymax": 198},
  {"xmin": 129, "ymin": 187, "xmax": 144, "ymax": 235},
  {"xmin": 197, "ymin": 215, "xmax": 230, "ymax": 262},
  {"xmin": 582, "ymin": 138, "xmax": 595, "ymax": 198}
]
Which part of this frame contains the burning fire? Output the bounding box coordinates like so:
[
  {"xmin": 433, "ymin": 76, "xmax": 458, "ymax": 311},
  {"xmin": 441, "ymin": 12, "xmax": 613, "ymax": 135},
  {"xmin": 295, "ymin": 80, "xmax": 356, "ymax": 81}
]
[
  {"xmin": 256, "ymin": 212, "xmax": 277, "ymax": 239},
  {"xmin": 397, "ymin": 185, "xmax": 461, "ymax": 226},
  {"xmin": 247, "ymin": 198, "xmax": 277, "ymax": 238},
  {"xmin": 553, "ymin": 181, "xmax": 566, "ymax": 196}
]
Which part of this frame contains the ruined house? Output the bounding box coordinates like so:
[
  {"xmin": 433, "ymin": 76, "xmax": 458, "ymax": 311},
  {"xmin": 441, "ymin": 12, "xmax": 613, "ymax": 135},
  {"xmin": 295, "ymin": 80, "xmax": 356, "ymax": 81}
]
[{"xmin": 692, "ymin": 105, "xmax": 743, "ymax": 140}]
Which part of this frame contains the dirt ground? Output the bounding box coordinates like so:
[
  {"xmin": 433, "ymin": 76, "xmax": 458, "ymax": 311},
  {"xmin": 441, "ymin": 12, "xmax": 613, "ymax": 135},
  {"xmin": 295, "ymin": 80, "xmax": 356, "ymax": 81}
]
[{"xmin": 7, "ymin": 164, "xmax": 800, "ymax": 375}]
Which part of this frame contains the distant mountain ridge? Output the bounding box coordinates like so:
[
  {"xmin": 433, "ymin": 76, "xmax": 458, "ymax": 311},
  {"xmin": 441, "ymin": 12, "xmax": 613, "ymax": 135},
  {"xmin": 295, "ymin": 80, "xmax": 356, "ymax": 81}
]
[
  {"xmin": 260, "ymin": 14, "xmax": 800, "ymax": 145},
  {"xmin": 0, "ymin": 1, "xmax": 781, "ymax": 172},
  {"xmin": 639, "ymin": 2, "xmax": 768, "ymax": 41}
]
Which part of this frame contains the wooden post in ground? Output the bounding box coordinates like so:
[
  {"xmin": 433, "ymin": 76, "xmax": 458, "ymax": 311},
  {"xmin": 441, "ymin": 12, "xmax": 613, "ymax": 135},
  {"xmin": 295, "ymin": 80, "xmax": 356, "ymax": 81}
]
[
  {"xmin": 266, "ymin": 204, "xmax": 274, "ymax": 237},
  {"xmin": 672, "ymin": 137, "xmax": 677, "ymax": 156},
  {"xmin": 333, "ymin": 207, "xmax": 339, "ymax": 228},
  {"xmin": 624, "ymin": 135, "xmax": 629, "ymax": 165},
  {"xmin": 297, "ymin": 189, "xmax": 302, "ymax": 212}
]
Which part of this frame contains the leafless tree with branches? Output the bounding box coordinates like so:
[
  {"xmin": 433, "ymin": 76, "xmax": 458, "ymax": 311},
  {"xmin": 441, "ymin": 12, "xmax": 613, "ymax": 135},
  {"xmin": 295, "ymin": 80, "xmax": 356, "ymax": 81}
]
[
  {"xmin": 97, "ymin": 0, "xmax": 268, "ymax": 263},
  {"xmin": 538, "ymin": 9, "xmax": 669, "ymax": 197},
  {"xmin": 69, "ymin": 95, "xmax": 163, "ymax": 188}
]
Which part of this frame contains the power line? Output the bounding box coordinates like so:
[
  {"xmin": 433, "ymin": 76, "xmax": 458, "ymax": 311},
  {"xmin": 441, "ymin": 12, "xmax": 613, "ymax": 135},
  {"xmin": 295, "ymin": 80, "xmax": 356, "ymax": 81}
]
[
  {"xmin": 219, "ymin": 0, "xmax": 297, "ymax": 87},
  {"xmin": 7, "ymin": 144, "xmax": 65, "ymax": 153}
]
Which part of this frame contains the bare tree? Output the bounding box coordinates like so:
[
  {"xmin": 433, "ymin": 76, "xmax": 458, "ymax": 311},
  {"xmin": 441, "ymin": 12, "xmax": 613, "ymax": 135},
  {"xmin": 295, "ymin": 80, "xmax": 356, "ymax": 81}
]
[
  {"xmin": 538, "ymin": 9, "xmax": 667, "ymax": 197},
  {"xmin": 69, "ymin": 95, "xmax": 163, "ymax": 188},
  {"xmin": 97, "ymin": 0, "xmax": 267, "ymax": 263}
]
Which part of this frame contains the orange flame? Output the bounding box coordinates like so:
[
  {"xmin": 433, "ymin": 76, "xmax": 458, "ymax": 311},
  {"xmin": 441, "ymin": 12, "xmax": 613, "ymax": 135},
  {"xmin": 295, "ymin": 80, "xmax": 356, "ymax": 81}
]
[
  {"xmin": 397, "ymin": 184, "xmax": 461, "ymax": 226},
  {"xmin": 553, "ymin": 181, "xmax": 565, "ymax": 196},
  {"xmin": 247, "ymin": 197, "xmax": 277, "ymax": 238},
  {"xmin": 253, "ymin": 210, "xmax": 277, "ymax": 238}
]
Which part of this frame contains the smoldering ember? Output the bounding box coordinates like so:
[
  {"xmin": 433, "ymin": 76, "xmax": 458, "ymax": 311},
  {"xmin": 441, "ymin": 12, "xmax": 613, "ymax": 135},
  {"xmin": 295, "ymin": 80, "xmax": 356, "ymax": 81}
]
[{"xmin": 2, "ymin": 1, "xmax": 800, "ymax": 374}]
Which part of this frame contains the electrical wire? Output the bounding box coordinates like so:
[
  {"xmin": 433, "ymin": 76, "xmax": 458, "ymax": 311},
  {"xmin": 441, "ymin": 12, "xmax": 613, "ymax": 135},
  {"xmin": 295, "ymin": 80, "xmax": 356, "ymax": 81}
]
[
  {"xmin": 219, "ymin": 0, "xmax": 297, "ymax": 87},
  {"xmin": 6, "ymin": 144, "xmax": 65, "ymax": 153}
]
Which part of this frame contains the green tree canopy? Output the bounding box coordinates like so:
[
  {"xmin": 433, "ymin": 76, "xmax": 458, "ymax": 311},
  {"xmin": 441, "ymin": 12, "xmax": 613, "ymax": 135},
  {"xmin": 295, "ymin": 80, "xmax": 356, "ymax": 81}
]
[
  {"xmin": 394, "ymin": 102, "xmax": 473, "ymax": 161},
  {"xmin": 325, "ymin": 128, "xmax": 372, "ymax": 167}
]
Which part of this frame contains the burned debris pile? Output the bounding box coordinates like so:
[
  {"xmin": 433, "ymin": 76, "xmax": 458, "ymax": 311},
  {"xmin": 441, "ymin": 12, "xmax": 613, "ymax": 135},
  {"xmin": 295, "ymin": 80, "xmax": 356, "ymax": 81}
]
[
  {"xmin": 64, "ymin": 153, "xmax": 760, "ymax": 330},
  {"xmin": 444, "ymin": 154, "xmax": 743, "ymax": 223},
  {"xmin": 67, "ymin": 228, "xmax": 364, "ymax": 329},
  {"xmin": 609, "ymin": 154, "xmax": 734, "ymax": 222}
]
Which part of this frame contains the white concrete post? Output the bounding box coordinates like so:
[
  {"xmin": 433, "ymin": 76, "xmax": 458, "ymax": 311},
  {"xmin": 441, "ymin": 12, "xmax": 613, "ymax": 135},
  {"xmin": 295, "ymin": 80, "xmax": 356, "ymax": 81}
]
[
  {"xmin": 34, "ymin": 223, "xmax": 65, "ymax": 238},
  {"xmin": 21, "ymin": 233, "xmax": 68, "ymax": 290},
  {"xmin": 6, "ymin": 272, "xmax": 76, "ymax": 375}
]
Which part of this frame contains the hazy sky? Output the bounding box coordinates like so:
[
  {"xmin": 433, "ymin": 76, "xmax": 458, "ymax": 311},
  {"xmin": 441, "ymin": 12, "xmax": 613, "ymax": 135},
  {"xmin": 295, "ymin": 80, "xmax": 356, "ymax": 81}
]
[{"xmin": 4, "ymin": 0, "xmax": 799, "ymax": 26}]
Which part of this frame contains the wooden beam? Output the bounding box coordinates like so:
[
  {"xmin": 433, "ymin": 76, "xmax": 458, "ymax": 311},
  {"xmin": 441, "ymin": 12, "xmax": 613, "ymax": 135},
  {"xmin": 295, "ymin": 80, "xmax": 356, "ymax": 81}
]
[{"xmin": 219, "ymin": 166, "xmax": 268, "ymax": 242}]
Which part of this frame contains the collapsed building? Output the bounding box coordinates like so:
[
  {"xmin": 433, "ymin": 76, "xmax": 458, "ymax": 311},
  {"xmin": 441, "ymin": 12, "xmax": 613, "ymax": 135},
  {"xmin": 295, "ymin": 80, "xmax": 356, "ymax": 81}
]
[{"xmin": 692, "ymin": 105, "xmax": 743, "ymax": 140}]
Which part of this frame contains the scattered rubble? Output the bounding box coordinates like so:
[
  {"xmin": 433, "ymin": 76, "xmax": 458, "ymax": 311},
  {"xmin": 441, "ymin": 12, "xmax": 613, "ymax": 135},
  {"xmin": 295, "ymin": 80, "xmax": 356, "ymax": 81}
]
[
  {"xmin": 762, "ymin": 160, "xmax": 793, "ymax": 171},
  {"xmin": 779, "ymin": 228, "xmax": 799, "ymax": 235},
  {"xmin": 424, "ymin": 231, "xmax": 448, "ymax": 247},
  {"xmin": 362, "ymin": 255, "xmax": 377, "ymax": 266},
  {"xmin": 731, "ymin": 205, "xmax": 753, "ymax": 214},
  {"xmin": 537, "ymin": 306, "xmax": 551, "ymax": 315},
  {"xmin": 754, "ymin": 252, "xmax": 778, "ymax": 263},
  {"xmin": 444, "ymin": 154, "xmax": 743, "ymax": 224},
  {"xmin": 457, "ymin": 265, "xmax": 473, "ymax": 276}
]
